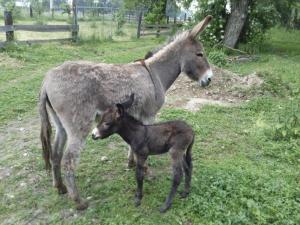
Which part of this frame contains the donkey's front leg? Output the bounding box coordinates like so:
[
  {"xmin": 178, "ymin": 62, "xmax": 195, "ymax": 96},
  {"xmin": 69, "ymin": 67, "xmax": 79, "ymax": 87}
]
[
  {"xmin": 62, "ymin": 139, "xmax": 88, "ymax": 210},
  {"xmin": 134, "ymin": 155, "xmax": 147, "ymax": 207}
]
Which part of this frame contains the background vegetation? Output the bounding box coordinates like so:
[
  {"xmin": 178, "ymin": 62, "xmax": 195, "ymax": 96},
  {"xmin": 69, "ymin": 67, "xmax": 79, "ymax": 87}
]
[{"xmin": 0, "ymin": 0, "xmax": 300, "ymax": 224}]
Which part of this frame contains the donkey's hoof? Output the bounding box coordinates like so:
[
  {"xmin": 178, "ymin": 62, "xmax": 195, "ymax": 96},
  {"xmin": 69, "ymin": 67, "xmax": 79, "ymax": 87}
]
[
  {"xmin": 76, "ymin": 200, "xmax": 89, "ymax": 210},
  {"xmin": 57, "ymin": 184, "xmax": 68, "ymax": 195},
  {"xmin": 159, "ymin": 205, "xmax": 170, "ymax": 213},
  {"xmin": 179, "ymin": 191, "xmax": 189, "ymax": 198}
]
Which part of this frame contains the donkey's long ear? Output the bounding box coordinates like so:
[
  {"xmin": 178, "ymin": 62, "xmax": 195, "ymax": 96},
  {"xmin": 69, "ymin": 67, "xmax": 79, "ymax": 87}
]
[
  {"xmin": 121, "ymin": 93, "xmax": 135, "ymax": 109},
  {"xmin": 189, "ymin": 15, "xmax": 213, "ymax": 39}
]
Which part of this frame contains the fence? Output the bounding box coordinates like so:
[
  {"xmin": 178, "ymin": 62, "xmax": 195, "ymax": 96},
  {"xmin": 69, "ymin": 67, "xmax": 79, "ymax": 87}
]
[
  {"xmin": 0, "ymin": 5, "xmax": 187, "ymax": 46},
  {"xmin": 136, "ymin": 12, "xmax": 186, "ymax": 38},
  {"xmin": 0, "ymin": 4, "xmax": 78, "ymax": 47}
]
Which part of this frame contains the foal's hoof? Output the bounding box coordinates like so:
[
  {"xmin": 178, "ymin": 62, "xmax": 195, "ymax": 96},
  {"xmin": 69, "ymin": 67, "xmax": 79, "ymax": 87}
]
[
  {"xmin": 134, "ymin": 198, "xmax": 141, "ymax": 207},
  {"xmin": 57, "ymin": 184, "xmax": 68, "ymax": 195},
  {"xmin": 159, "ymin": 204, "xmax": 171, "ymax": 213},
  {"xmin": 179, "ymin": 191, "xmax": 189, "ymax": 198},
  {"xmin": 76, "ymin": 200, "xmax": 89, "ymax": 210},
  {"xmin": 128, "ymin": 160, "xmax": 136, "ymax": 169}
]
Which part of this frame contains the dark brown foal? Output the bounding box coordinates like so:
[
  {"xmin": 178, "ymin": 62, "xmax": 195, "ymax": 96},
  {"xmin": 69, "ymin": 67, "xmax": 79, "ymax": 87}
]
[{"xmin": 92, "ymin": 94, "xmax": 195, "ymax": 213}]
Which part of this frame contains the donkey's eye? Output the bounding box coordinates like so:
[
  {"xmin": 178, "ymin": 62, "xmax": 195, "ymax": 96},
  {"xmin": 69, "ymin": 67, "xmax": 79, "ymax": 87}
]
[{"xmin": 196, "ymin": 52, "xmax": 204, "ymax": 57}]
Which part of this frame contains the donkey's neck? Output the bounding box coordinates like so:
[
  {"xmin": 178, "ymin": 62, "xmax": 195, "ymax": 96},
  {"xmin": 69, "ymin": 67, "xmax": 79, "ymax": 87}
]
[{"xmin": 146, "ymin": 46, "xmax": 181, "ymax": 91}]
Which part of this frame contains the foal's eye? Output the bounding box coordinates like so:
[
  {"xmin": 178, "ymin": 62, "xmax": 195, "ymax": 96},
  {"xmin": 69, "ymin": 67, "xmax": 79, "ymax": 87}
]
[
  {"xmin": 196, "ymin": 52, "xmax": 204, "ymax": 57},
  {"xmin": 104, "ymin": 122, "xmax": 112, "ymax": 127}
]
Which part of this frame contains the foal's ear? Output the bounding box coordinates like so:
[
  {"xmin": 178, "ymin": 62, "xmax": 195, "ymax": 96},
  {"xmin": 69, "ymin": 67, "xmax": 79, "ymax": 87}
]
[
  {"xmin": 116, "ymin": 104, "xmax": 124, "ymax": 118},
  {"xmin": 189, "ymin": 15, "xmax": 213, "ymax": 39},
  {"xmin": 121, "ymin": 93, "xmax": 135, "ymax": 109}
]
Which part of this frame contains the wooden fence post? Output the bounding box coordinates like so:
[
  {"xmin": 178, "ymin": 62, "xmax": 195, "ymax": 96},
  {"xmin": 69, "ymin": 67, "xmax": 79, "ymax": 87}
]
[
  {"xmin": 156, "ymin": 23, "xmax": 160, "ymax": 38},
  {"xmin": 72, "ymin": 0, "xmax": 78, "ymax": 42},
  {"xmin": 4, "ymin": 11, "xmax": 14, "ymax": 42},
  {"xmin": 136, "ymin": 11, "xmax": 142, "ymax": 38}
]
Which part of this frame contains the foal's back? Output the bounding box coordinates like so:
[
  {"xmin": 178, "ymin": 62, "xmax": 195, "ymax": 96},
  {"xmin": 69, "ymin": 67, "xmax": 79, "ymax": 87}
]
[{"xmin": 145, "ymin": 120, "xmax": 194, "ymax": 155}]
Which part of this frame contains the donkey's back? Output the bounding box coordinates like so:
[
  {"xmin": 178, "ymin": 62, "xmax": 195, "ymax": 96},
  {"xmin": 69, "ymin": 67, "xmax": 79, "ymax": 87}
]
[{"xmin": 43, "ymin": 61, "xmax": 162, "ymax": 121}]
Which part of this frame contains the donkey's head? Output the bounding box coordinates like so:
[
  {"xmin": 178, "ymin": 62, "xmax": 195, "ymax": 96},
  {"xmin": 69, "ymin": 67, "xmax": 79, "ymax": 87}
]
[
  {"xmin": 92, "ymin": 94, "xmax": 135, "ymax": 140},
  {"xmin": 180, "ymin": 15, "xmax": 213, "ymax": 87}
]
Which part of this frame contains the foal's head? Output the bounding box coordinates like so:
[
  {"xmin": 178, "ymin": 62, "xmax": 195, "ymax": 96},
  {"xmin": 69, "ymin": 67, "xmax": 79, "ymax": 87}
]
[{"xmin": 92, "ymin": 94, "xmax": 135, "ymax": 140}]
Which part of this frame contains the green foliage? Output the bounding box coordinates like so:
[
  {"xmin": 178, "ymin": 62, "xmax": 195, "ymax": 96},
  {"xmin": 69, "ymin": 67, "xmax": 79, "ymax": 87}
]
[
  {"xmin": 208, "ymin": 49, "xmax": 228, "ymax": 67},
  {"xmin": 0, "ymin": 0, "xmax": 15, "ymax": 11},
  {"xmin": 30, "ymin": 0, "xmax": 44, "ymax": 17},
  {"xmin": 273, "ymin": 98, "xmax": 300, "ymax": 141},
  {"xmin": 60, "ymin": 2, "xmax": 71, "ymax": 16},
  {"xmin": 239, "ymin": 0, "xmax": 279, "ymax": 45},
  {"xmin": 144, "ymin": 1, "xmax": 167, "ymax": 24},
  {"xmin": 114, "ymin": 8, "xmax": 126, "ymax": 36},
  {"xmin": 193, "ymin": 0, "xmax": 228, "ymax": 46},
  {"xmin": 192, "ymin": 0, "xmax": 283, "ymax": 49},
  {"xmin": 258, "ymin": 71, "xmax": 292, "ymax": 97}
]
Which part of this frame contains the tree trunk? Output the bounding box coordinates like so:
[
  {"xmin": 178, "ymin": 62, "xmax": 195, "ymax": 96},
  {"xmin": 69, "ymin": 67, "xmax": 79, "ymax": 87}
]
[
  {"xmin": 223, "ymin": 0, "xmax": 249, "ymax": 48},
  {"xmin": 30, "ymin": 5, "xmax": 33, "ymax": 18}
]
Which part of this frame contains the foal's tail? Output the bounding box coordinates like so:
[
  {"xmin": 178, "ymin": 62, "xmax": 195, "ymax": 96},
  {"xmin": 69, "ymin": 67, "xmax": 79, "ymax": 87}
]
[
  {"xmin": 185, "ymin": 134, "xmax": 194, "ymax": 168},
  {"xmin": 39, "ymin": 88, "xmax": 52, "ymax": 171}
]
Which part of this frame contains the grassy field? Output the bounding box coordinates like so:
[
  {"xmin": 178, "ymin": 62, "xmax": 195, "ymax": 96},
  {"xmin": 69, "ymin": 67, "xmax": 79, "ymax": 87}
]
[{"xmin": 0, "ymin": 28, "xmax": 300, "ymax": 224}]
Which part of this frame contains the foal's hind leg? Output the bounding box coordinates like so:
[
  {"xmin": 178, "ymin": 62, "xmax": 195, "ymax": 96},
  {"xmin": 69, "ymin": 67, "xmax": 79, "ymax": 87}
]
[
  {"xmin": 181, "ymin": 157, "xmax": 192, "ymax": 198},
  {"xmin": 49, "ymin": 109, "xmax": 67, "ymax": 194},
  {"xmin": 160, "ymin": 149, "xmax": 184, "ymax": 213}
]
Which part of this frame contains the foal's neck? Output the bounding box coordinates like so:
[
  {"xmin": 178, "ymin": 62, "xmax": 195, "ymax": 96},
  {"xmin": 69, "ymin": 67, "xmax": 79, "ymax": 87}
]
[{"xmin": 117, "ymin": 116, "xmax": 145, "ymax": 146}]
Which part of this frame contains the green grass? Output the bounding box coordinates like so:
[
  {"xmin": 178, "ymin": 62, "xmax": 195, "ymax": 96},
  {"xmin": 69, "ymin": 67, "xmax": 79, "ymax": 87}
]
[{"xmin": 0, "ymin": 27, "xmax": 300, "ymax": 224}]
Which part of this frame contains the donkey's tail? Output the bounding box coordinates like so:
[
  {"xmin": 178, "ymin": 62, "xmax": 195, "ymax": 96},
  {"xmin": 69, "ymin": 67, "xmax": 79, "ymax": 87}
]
[
  {"xmin": 39, "ymin": 87, "xmax": 52, "ymax": 171},
  {"xmin": 185, "ymin": 134, "xmax": 194, "ymax": 169}
]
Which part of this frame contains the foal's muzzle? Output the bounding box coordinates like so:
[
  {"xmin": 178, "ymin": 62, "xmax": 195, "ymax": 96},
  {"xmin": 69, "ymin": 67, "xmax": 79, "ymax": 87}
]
[
  {"xmin": 91, "ymin": 128, "xmax": 101, "ymax": 140},
  {"xmin": 91, "ymin": 133, "xmax": 100, "ymax": 140}
]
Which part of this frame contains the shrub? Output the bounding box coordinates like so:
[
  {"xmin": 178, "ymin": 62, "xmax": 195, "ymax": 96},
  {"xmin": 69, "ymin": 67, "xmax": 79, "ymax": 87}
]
[
  {"xmin": 192, "ymin": 0, "xmax": 279, "ymax": 49},
  {"xmin": 114, "ymin": 8, "xmax": 126, "ymax": 36},
  {"xmin": 273, "ymin": 98, "xmax": 300, "ymax": 141},
  {"xmin": 208, "ymin": 49, "xmax": 227, "ymax": 67}
]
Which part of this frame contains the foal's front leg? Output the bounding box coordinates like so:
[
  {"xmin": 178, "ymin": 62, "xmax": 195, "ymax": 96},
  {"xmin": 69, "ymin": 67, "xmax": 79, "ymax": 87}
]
[{"xmin": 134, "ymin": 154, "xmax": 147, "ymax": 207}]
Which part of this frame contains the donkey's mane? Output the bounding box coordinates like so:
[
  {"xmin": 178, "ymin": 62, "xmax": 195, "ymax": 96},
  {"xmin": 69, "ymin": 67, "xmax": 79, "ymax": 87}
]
[{"xmin": 146, "ymin": 30, "xmax": 190, "ymax": 62}]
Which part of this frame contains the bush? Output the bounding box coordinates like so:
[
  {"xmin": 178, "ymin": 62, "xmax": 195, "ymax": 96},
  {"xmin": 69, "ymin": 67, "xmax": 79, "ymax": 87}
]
[
  {"xmin": 272, "ymin": 98, "xmax": 300, "ymax": 141},
  {"xmin": 208, "ymin": 49, "xmax": 227, "ymax": 67},
  {"xmin": 114, "ymin": 8, "xmax": 126, "ymax": 36},
  {"xmin": 192, "ymin": 0, "xmax": 279, "ymax": 49}
]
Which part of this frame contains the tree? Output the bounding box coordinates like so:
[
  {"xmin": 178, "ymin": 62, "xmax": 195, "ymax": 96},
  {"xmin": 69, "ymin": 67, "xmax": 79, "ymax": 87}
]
[{"xmin": 223, "ymin": 0, "xmax": 249, "ymax": 48}]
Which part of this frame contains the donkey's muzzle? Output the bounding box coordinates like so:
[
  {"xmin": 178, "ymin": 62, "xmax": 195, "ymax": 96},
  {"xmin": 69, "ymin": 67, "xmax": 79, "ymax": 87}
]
[{"xmin": 200, "ymin": 78, "xmax": 211, "ymax": 87}]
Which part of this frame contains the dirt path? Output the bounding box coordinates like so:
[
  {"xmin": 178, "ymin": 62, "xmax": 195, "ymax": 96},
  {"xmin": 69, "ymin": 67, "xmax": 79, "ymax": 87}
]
[{"xmin": 165, "ymin": 66, "xmax": 263, "ymax": 111}]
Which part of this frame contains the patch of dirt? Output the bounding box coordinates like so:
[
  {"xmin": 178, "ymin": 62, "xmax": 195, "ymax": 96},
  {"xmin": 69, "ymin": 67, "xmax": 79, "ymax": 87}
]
[
  {"xmin": 0, "ymin": 52, "xmax": 23, "ymax": 68},
  {"xmin": 165, "ymin": 66, "xmax": 263, "ymax": 111}
]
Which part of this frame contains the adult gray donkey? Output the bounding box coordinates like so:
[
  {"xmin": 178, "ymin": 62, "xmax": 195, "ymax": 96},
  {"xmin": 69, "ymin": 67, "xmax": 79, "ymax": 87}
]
[{"xmin": 39, "ymin": 15, "xmax": 213, "ymax": 210}]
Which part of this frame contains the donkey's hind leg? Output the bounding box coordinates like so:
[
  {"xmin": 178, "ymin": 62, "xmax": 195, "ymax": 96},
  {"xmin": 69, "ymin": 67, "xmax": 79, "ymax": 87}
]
[
  {"xmin": 49, "ymin": 108, "xmax": 67, "ymax": 194},
  {"xmin": 62, "ymin": 134, "xmax": 88, "ymax": 210}
]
